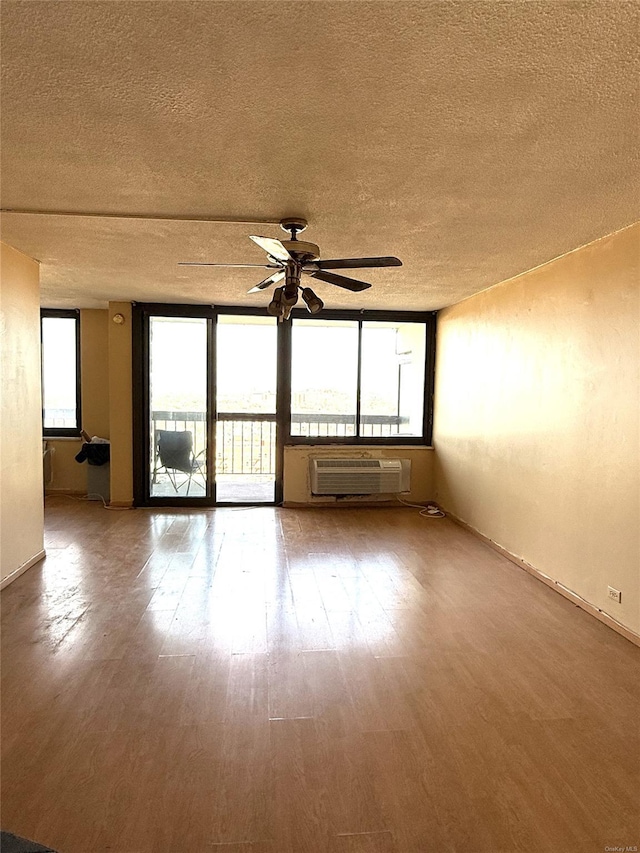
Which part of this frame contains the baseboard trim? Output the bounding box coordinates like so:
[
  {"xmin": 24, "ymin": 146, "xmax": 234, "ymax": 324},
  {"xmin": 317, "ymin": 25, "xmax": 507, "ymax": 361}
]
[
  {"xmin": 283, "ymin": 500, "xmax": 414, "ymax": 509},
  {"xmin": 1, "ymin": 550, "xmax": 46, "ymax": 590},
  {"xmin": 446, "ymin": 510, "xmax": 640, "ymax": 648},
  {"xmin": 109, "ymin": 500, "xmax": 134, "ymax": 509}
]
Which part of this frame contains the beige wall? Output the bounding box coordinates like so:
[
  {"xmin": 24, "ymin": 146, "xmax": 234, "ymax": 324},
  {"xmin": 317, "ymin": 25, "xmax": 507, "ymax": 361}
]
[
  {"xmin": 0, "ymin": 243, "xmax": 45, "ymax": 584},
  {"xmin": 46, "ymin": 308, "xmax": 110, "ymax": 493},
  {"xmin": 108, "ymin": 302, "xmax": 133, "ymax": 506},
  {"xmin": 82, "ymin": 309, "xmax": 111, "ymax": 437},
  {"xmin": 284, "ymin": 445, "xmax": 435, "ymax": 505},
  {"xmin": 433, "ymin": 224, "xmax": 639, "ymax": 635},
  {"xmin": 46, "ymin": 304, "xmax": 132, "ymax": 505},
  {"xmin": 45, "ymin": 440, "xmax": 86, "ymax": 493}
]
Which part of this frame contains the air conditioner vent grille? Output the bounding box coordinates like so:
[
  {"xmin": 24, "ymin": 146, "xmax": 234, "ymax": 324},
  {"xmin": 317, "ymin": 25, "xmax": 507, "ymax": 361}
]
[
  {"xmin": 310, "ymin": 458, "xmax": 410, "ymax": 495},
  {"xmin": 315, "ymin": 459, "xmax": 381, "ymax": 468}
]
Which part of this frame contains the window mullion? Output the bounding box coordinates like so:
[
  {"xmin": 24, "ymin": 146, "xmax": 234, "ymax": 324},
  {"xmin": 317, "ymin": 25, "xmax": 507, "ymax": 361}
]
[
  {"xmin": 74, "ymin": 309, "xmax": 82, "ymax": 436},
  {"xmin": 208, "ymin": 315, "xmax": 217, "ymax": 503},
  {"xmin": 275, "ymin": 316, "xmax": 291, "ymax": 504},
  {"xmin": 355, "ymin": 319, "xmax": 362, "ymax": 439}
]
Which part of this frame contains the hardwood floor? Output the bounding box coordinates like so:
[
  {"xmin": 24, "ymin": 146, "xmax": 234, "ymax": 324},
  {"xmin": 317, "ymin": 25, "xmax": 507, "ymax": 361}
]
[{"xmin": 2, "ymin": 499, "xmax": 638, "ymax": 853}]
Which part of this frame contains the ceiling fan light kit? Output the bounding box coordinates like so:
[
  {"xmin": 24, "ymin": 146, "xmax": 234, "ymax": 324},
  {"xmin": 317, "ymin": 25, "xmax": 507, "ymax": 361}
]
[
  {"xmin": 179, "ymin": 217, "xmax": 402, "ymax": 318},
  {"xmin": 267, "ymin": 286, "xmax": 285, "ymax": 318},
  {"xmin": 301, "ymin": 287, "xmax": 324, "ymax": 314}
]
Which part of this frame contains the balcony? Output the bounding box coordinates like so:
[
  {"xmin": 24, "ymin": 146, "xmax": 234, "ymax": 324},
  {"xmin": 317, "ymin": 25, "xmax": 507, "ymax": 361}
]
[{"xmin": 150, "ymin": 410, "xmax": 407, "ymax": 500}]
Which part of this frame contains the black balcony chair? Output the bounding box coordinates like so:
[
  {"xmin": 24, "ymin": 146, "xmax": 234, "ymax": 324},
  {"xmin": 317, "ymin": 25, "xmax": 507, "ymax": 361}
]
[{"xmin": 153, "ymin": 429, "xmax": 205, "ymax": 495}]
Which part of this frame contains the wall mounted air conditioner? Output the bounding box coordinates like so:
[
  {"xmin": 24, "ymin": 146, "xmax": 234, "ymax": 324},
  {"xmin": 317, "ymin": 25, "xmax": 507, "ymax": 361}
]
[{"xmin": 310, "ymin": 458, "xmax": 411, "ymax": 495}]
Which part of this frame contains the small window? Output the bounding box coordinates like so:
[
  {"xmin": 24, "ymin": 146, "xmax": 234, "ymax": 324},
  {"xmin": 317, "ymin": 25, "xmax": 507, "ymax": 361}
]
[{"xmin": 41, "ymin": 309, "xmax": 81, "ymax": 436}]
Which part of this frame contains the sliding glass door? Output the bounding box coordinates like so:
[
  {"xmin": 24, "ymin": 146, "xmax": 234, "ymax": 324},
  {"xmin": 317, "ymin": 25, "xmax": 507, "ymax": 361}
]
[
  {"xmin": 134, "ymin": 305, "xmax": 281, "ymax": 506},
  {"xmin": 148, "ymin": 315, "xmax": 209, "ymax": 498},
  {"xmin": 216, "ymin": 315, "xmax": 278, "ymax": 503}
]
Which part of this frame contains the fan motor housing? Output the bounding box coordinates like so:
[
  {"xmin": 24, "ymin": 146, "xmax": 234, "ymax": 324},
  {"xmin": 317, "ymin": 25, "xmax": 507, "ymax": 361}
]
[{"xmin": 281, "ymin": 240, "xmax": 320, "ymax": 260}]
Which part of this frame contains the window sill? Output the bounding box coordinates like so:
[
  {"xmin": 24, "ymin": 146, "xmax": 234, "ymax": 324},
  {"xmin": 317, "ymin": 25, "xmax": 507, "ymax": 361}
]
[
  {"xmin": 285, "ymin": 442, "xmax": 434, "ymax": 450},
  {"xmin": 286, "ymin": 438, "xmax": 431, "ymax": 447}
]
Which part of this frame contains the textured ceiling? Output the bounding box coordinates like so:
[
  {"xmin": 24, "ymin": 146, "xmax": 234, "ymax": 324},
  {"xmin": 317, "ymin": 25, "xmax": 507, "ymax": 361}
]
[{"xmin": 1, "ymin": 1, "xmax": 638, "ymax": 311}]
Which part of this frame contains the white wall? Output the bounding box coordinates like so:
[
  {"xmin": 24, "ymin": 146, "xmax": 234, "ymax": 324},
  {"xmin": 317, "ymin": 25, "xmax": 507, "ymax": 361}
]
[
  {"xmin": 0, "ymin": 242, "xmax": 45, "ymax": 585},
  {"xmin": 433, "ymin": 224, "xmax": 639, "ymax": 635}
]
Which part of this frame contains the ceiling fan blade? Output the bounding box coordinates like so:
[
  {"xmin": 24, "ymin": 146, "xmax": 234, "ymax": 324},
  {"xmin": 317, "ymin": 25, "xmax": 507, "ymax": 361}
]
[
  {"xmin": 310, "ymin": 270, "xmax": 372, "ymax": 292},
  {"xmin": 247, "ymin": 270, "xmax": 285, "ymax": 293},
  {"xmin": 178, "ymin": 262, "xmax": 279, "ymax": 268},
  {"xmin": 249, "ymin": 235, "xmax": 292, "ymax": 263},
  {"xmin": 316, "ymin": 256, "xmax": 402, "ymax": 270}
]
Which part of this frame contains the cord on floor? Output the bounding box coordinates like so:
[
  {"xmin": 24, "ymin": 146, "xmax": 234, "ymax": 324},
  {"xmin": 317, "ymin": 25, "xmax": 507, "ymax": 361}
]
[{"xmin": 397, "ymin": 496, "xmax": 445, "ymax": 518}]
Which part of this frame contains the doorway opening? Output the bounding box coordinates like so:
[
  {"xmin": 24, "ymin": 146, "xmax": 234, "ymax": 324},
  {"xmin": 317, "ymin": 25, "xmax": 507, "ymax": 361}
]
[{"xmin": 134, "ymin": 306, "xmax": 281, "ymax": 507}]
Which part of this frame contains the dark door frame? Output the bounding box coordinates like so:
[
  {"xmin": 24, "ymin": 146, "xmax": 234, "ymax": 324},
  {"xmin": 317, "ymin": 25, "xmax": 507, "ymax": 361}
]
[{"xmin": 132, "ymin": 303, "xmax": 283, "ymax": 508}]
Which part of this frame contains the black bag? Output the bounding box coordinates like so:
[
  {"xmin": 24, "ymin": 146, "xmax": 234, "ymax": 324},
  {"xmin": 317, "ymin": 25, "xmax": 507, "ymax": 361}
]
[{"xmin": 74, "ymin": 442, "xmax": 110, "ymax": 466}]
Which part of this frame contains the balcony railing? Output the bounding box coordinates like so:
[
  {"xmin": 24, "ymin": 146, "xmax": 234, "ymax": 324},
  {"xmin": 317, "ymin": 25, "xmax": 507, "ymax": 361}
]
[
  {"xmin": 290, "ymin": 413, "xmax": 405, "ymax": 439},
  {"xmin": 151, "ymin": 410, "xmax": 407, "ymax": 476},
  {"xmin": 218, "ymin": 413, "xmax": 275, "ymax": 475},
  {"xmin": 151, "ymin": 411, "xmax": 275, "ymax": 476}
]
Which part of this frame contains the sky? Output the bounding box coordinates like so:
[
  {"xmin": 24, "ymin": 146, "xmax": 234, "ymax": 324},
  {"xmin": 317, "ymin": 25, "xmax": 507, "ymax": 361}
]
[
  {"xmin": 42, "ymin": 314, "xmax": 423, "ymax": 421},
  {"xmin": 148, "ymin": 316, "xmax": 420, "ymax": 414}
]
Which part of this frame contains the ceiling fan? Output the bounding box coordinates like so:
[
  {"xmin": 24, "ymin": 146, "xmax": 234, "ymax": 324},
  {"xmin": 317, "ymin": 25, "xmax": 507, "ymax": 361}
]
[{"xmin": 179, "ymin": 217, "xmax": 402, "ymax": 319}]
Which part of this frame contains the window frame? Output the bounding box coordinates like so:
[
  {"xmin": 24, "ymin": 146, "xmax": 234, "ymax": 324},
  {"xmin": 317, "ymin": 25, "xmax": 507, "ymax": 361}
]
[
  {"xmin": 41, "ymin": 308, "xmax": 82, "ymax": 438},
  {"xmin": 284, "ymin": 307, "xmax": 435, "ymax": 447},
  {"xmin": 131, "ymin": 304, "xmax": 436, "ymax": 507},
  {"xmin": 132, "ymin": 303, "xmax": 290, "ymax": 507},
  {"xmin": 132, "ymin": 302, "xmax": 218, "ymax": 508}
]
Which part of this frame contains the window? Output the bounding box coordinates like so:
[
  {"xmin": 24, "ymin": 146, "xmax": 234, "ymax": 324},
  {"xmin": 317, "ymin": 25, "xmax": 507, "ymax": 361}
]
[
  {"xmin": 289, "ymin": 314, "xmax": 432, "ymax": 443},
  {"xmin": 291, "ymin": 319, "xmax": 359, "ymax": 437},
  {"xmin": 41, "ymin": 309, "xmax": 81, "ymax": 436},
  {"xmin": 360, "ymin": 321, "xmax": 426, "ymax": 437}
]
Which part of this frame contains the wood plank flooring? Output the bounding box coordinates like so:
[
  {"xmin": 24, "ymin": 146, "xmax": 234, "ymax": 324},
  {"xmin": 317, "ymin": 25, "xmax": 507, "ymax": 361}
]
[{"xmin": 2, "ymin": 499, "xmax": 638, "ymax": 853}]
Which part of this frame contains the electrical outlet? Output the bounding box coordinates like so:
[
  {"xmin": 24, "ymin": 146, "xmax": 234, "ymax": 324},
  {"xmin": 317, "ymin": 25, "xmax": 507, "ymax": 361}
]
[{"xmin": 607, "ymin": 586, "xmax": 622, "ymax": 604}]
